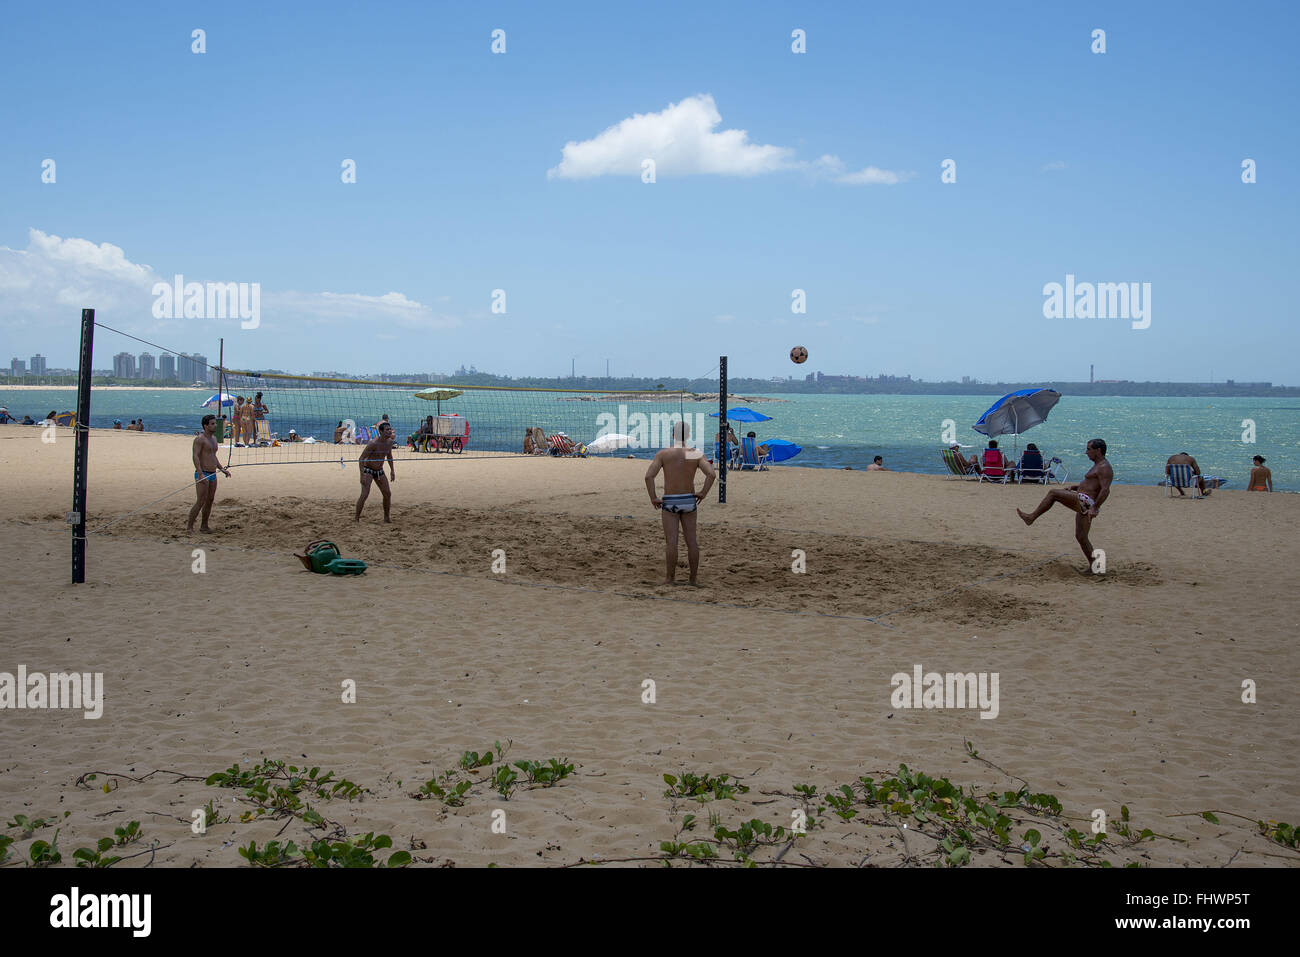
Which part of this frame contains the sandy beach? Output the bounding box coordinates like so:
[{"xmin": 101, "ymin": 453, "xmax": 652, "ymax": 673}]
[{"xmin": 1, "ymin": 423, "xmax": 1297, "ymax": 867}]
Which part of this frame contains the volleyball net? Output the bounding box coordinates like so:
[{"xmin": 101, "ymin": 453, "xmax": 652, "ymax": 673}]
[
  {"xmin": 73, "ymin": 318, "xmax": 723, "ymax": 472},
  {"xmin": 214, "ymin": 368, "xmax": 712, "ymax": 468}
]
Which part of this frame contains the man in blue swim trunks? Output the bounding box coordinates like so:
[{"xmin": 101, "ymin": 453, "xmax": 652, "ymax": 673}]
[
  {"xmin": 187, "ymin": 414, "xmax": 231, "ymax": 534},
  {"xmin": 645, "ymin": 421, "xmax": 716, "ymax": 585},
  {"xmin": 1017, "ymin": 438, "xmax": 1113, "ymax": 571}
]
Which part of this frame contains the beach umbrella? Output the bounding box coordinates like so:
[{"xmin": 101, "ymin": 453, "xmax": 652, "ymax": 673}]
[
  {"xmin": 708, "ymin": 407, "xmax": 772, "ymax": 423},
  {"xmin": 972, "ymin": 388, "xmax": 1061, "ymax": 452},
  {"xmin": 587, "ymin": 432, "xmax": 633, "ymax": 454},
  {"xmin": 202, "ymin": 393, "xmax": 234, "ymax": 409},
  {"xmin": 762, "ymin": 438, "xmax": 802, "ymax": 463},
  {"xmin": 414, "ymin": 388, "xmax": 464, "ymax": 414}
]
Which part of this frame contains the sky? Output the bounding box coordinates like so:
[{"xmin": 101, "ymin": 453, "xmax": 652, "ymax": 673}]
[{"xmin": 1, "ymin": 1, "xmax": 1297, "ymax": 383}]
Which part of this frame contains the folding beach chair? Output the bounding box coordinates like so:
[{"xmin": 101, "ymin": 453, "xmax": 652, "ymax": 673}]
[
  {"xmin": 547, "ymin": 433, "xmax": 577, "ymax": 456},
  {"xmin": 1166, "ymin": 463, "xmax": 1203, "ymax": 498},
  {"xmin": 941, "ymin": 447, "xmax": 979, "ymax": 480},
  {"xmin": 978, "ymin": 448, "xmax": 1012, "ymax": 484},
  {"xmin": 1015, "ymin": 450, "xmax": 1052, "ymax": 484},
  {"xmin": 738, "ymin": 436, "xmax": 769, "ymax": 471}
]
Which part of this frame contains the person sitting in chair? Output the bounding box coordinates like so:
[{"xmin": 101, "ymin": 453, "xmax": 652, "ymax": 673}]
[
  {"xmin": 981, "ymin": 440, "xmax": 1010, "ymax": 479},
  {"xmin": 1017, "ymin": 443, "xmax": 1045, "ymax": 482},
  {"xmin": 1166, "ymin": 452, "xmax": 1213, "ymax": 497},
  {"xmin": 948, "ymin": 443, "xmax": 981, "ymax": 474}
]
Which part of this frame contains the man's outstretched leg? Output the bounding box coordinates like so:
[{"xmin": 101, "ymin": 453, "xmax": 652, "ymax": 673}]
[
  {"xmin": 680, "ymin": 510, "xmax": 700, "ymax": 585},
  {"xmin": 1017, "ymin": 488, "xmax": 1081, "ymax": 525},
  {"xmin": 660, "ymin": 509, "xmax": 680, "ymax": 584}
]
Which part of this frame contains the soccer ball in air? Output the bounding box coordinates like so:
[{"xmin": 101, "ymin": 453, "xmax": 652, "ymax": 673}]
[{"xmin": 790, "ymin": 346, "xmax": 808, "ymax": 364}]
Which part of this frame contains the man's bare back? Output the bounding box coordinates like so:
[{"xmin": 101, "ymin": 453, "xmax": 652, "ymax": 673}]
[
  {"xmin": 645, "ymin": 427, "xmax": 716, "ymax": 585},
  {"xmin": 655, "ymin": 446, "xmax": 709, "ymax": 495}
]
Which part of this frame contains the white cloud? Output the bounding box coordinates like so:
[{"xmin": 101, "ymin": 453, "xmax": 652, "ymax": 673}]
[
  {"xmin": 548, "ymin": 95, "xmax": 907, "ymax": 184},
  {"xmin": 548, "ymin": 94, "xmax": 794, "ymax": 180},
  {"xmin": 713, "ymin": 313, "xmax": 736, "ymax": 323},
  {"xmin": 814, "ymin": 155, "xmax": 911, "ymax": 185},
  {"xmin": 0, "ymin": 228, "xmax": 459, "ymax": 350},
  {"xmin": 1042, "ymin": 160, "xmax": 1067, "ymax": 172}
]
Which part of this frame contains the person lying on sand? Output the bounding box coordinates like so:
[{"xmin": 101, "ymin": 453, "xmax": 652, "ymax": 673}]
[
  {"xmin": 1017, "ymin": 438, "xmax": 1113, "ymax": 572},
  {"xmin": 187, "ymin": 414, "xmax": 231, "ymax": 534},
  {"xmin": 355, "ymin": 422, "xmax": 396, "ymax": 523},
  {"xmin": 645, "ymin": 420, "xmax": 715, "ymax": 586},
  {"xmin": 1166, "ymin": 452, "xmax": 1212, "ymax": 496}
]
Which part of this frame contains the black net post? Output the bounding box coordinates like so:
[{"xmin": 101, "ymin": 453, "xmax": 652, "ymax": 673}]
[
  {"xmin": 718, "ymin": 355, "xmax": 727, "ymax": 504},
  {"xmin": 71, "ymin": 308, "xmax": 94, "ymax": 584}
]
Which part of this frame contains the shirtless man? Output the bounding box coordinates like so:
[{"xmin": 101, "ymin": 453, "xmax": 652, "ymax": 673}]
[
  {"xmin": 355, "ymin": 421, "xmax": 397, "ymax": 523},
  {"xmin": 1248, "ymin": 455, "xmax": 1272, "ymax": 492},
  {"xmin": 867, "ymin": 455, "xmax": 889, "ymax": 471},
  {"xmin": 645, "ymin": 421, "xmax": 716, "ymax": 585},
  {"xmin": 1017, "ymin": 438, "xmax": 1113, "ymax": 571},
  {"xmin": 1166, "ymin": 451, "xmax": 1211, "ymax": 496},
  {"xmin": 187, "ymin": 414, "xmax": 231, "ymax": 534}
]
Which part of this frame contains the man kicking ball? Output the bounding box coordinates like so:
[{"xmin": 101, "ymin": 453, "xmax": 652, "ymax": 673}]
[
  {"xmin": 644, "ymin": 420, "xmax": 715, "ymax": 585},
  {"xmin": 1017, "ymin": 438, "xmax": 1113, "ymax": 571},
  {"xmin": 355, "ymin": 421, "xmax": 397, "ymax": 523}
]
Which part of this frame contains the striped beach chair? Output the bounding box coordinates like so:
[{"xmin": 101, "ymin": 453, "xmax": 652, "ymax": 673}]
[
  {"xmin": 738, "ymin": 436, "xmax": 769, "ymax": 471},
  {"xmin": 547, "ymin": 433, "xmax": 577, "ymax": 456},
  {"xmin": 941, "ymin": 447, "xmax": 979, "ymax": 480},
  {"xmin": 1166, "ymin": 463, "xmax": 1203, "ymax": 498}
]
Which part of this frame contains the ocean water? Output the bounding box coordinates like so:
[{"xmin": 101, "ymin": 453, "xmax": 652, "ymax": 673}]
[{"xmin": 4, "ymin": 388, "xmax": 1295, "ymax": 491}]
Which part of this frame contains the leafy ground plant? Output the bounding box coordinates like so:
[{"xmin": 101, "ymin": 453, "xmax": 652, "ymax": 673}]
[{"xmin": 663, "ymin": 771, "xmax": 749, "ymax": 802}]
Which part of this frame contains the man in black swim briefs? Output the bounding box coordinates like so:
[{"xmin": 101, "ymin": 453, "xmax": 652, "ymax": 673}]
[{"xmin": 355, "ymin": 422, "xmax": 397, "ymax": 523}]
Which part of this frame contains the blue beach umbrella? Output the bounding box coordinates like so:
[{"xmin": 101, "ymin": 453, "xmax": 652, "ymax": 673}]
[
  {"xmin": 202, "ymin": 393, "xmax": 234, "ymax": 409},
  {"xmin": 708, "ymin": 407, "xmax": 773, "ymax": 423},
  {"xmin": 972, "ymin": 388, "xmax": 1061, "ymax": 452},
  {"xmin": 762, "ymin": 438, "xmax": 802, "ymax": 463}
]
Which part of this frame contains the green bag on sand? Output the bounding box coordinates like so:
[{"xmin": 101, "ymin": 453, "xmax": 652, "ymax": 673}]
[
  {"xmin": 294, "ymin": 540, "xmax": 341, "ymax": 574},
  {"xmin": 325, "ymin": 557, "xmax": 367, "ymax": 575}
]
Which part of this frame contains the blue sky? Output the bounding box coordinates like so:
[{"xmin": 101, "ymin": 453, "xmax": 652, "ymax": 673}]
[{"xmin": 1, "ymin": 1, "xmax": 1296, "ymax": 382}]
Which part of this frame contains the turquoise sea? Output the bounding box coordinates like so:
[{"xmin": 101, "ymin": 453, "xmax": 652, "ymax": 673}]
[{"xmin": 4, "ymin": 388, "xmax": 1295, "ymax": 491}]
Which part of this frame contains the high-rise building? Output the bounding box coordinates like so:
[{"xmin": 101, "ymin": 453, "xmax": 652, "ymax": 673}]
[
  {"xmin": 138, "ymin": 353, "xmax": 156, "ymax": 379},
  {"xmin": 29, "ymin": 354, "xmax": 47, "ymax": 375},
  {"xmin": 177, "ymin": 353, "xmax": 208, "ymax": 383},
  {"xmin": 9, "ymin": 358, "xmax": 26, "ymax": 377},
  {"xmin": 113, "ymin": 352, "xmax": 136, "ymax": 378},
  {"xmin": 159, "ymin": 353, "xmax": 176, "ymax": 380}
]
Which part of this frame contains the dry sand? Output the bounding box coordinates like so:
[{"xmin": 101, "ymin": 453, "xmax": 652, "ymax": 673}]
[{"xmin": 1, "ymin": 424, "xmax": 1297, "ymax": 867}]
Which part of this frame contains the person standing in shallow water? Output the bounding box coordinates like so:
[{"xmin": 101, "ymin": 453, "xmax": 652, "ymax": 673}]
[{"xmin": 1017, "ymin": 438, "xmax": 1113, "ymax": 572}]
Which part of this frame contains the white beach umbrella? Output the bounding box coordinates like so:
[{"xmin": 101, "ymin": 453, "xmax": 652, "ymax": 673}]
[{"xmin": 587, "ymin": 432, "xmax": 633, "ymax": 454}]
